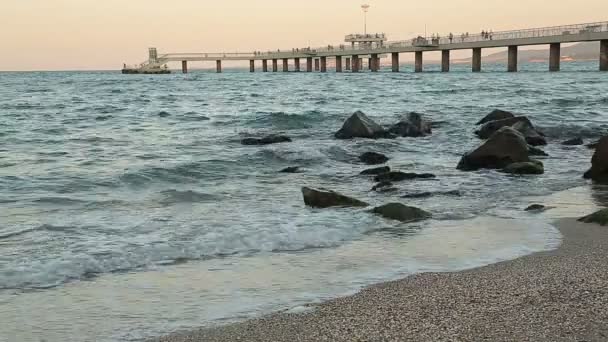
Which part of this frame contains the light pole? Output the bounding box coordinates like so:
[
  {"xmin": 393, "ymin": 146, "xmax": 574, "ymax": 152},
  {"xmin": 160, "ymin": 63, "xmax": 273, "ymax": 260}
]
[{"xmin": 361, "ymin": 4, "xmax": 370, "ymax": 35}]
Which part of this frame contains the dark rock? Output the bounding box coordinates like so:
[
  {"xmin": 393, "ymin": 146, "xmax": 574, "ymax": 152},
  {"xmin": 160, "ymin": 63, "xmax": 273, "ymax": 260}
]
[
  {"xmin": 562, "ymin": 137, "xmax": 584, "ymax": 146},
  {"xmin": 476, "ymin": 116, "xmax": 546, "ymax": 146},
  {"xmin": 528, "ymin": 145, "xmax": 549, "ymax": 157},
  {"xmin": 95, "ymin": 115, "xmax": 112, "ymax": 121},
  {"xmin": 525, "ymin": 204, "xmax": 547, "ymax": 212},
  {"xmin": 401, "ymin": 190, "xmax": 462, "ymax": 199},
  {"xmin": 578, "ymin": 208, "xmax": 608, "ymax": 226},
  {"xmin": 241, "ymin": 134, "xmax": 292, "ymax": 146},
  {"xmin": 372, "ymin": 203, "xmax": 431, "ymax": 223},
  {"xmin": 371, "ymin": 181, "xmax": 395, "ymax": 192},
  {"xmin": 280, "ymin": 166, "xmax": 300, "ymax": 173},
  {"xmin": 361, "ymin": 166, "xmax": 391, "ymax": 175},
  {"xmin": 476, "ymin": 109, "xmax": 515, "ymax": 125},
  {"xmin": 584, "ymin": 136, "xmax": 608, "ymax": 182},
  {"xmin": 334, "ymin": 111, "xmax": 391, "ymax": 139},
  {"xmin": 359, "ymin": 152, "xmax": 389, "ymax": 165},
  {"xmin": 587, "ymin": 141, "xmax": 599, "ymax": 149},
  {"xmin": 374, "ymin": 171, "xmax": 436, "ymax": 183},
  {"xmin": 301, "ymin": 187, "xmax": 369, "ymax": 208},
  {"xmin": 502, "ymin": 160, "xmax": 544, "ymax": 175},
  {"xmin": 458, "ymin": 127, "xmax": 530, "ymax": 171},
  {"xmin": 512, "ymin": 121, "xmax": 547, "ymax": 146},
  {"xmin": 158, "ymin": 111, "xmax": 171, "ymax": 117},
  {"xmin": 387, "ymin": 112, "xmax": 432, "ymax": 137}
]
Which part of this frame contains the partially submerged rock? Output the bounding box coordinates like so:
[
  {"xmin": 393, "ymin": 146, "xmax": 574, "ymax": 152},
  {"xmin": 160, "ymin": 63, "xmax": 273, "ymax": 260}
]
[
  {"xmin": 335, "ymin": 111, "xmax": 391, "ymax": 139},
  {"xmin": 512, "ymin": 121, "xmax": 547, "ymax": 146},
  {"xmin": 562, "ymin": 137, "xmax": 584, "ymax": 146},
  {"xmin": 372, "ymin": 203, "xmax": 431, "ymax": 222},
  {"xmin": 359, "ymin": 152, "xmax": 389, "ymax": 165},
  {"xmin": 280, "ymin": 166, "xmax": 301, "ymax": 173},
  {"xmin": 525, "ymin": 204, "xmax": 547, "ymax": 212},
  {"xmin": 301, "ymin": 187, "xmax": 368, "ymax": 208},
  {"xmin": 578, "ymin": 208, "xmax": 608, "ymax": 226},
  {"xmin": 476, "ymin": 116, "xmax": 546, "ymax": 146},
  {"xmin": 360, "ymin": 166, "xmax": 390, "ymax": 175},
  {"xmin": 371, "ymin": 181, "xmax": 396, "ymax": 192},
  {"xmin": 374, "ymin": 171, "xmax": 436, "ymax": 183},
  {"xmin": 387, "ymin": 112, "xmax": 432, "ymax": 137},
  {"xmin": 528, "ymin": 145, "xmax": 549, "ymax": 157},
  {"xmin": 241, "ymin": 134, "xmax": 292, "ymax": 146},
  {"xmin": 401, "ymin": 190, "xmax": 462, "ymax": 199},
  {"xmin": 458, "ymin": 127, "xmax": 530, "ymax": 171},
  {"xmin": 502, "ymin": 160, "xmax": 544, "ymax": 175},
  {"xmin": 476, "ymin": 109, "xmax": 515, "ymax": 125},
  {"xmin": 584, "ymin": 136, "xmax": 608, "ymax": 182}
]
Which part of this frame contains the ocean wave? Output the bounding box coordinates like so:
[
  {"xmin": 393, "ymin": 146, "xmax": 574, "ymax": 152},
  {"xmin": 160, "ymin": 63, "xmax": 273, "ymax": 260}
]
[
  {"xmin": 159, "ymin": 189, "xmax": 219, "ymax": 205},
  {"xmin": 244, "ymin": 111, "xmax": 327, "ymax": 130},
  {"xmin": 119, "ymin": 161, "xmax": 233, "ymax": 186},
  {"xmin": 32, "ymin": 197, "xmax": 87, "ymax": 205},
  {"xmin": 0, "ymin": 224, "xmax": 74, "ymax": 240},
  {"xmin": 536, "ymin": 123, "xmax": 608, "ymax": 139}
]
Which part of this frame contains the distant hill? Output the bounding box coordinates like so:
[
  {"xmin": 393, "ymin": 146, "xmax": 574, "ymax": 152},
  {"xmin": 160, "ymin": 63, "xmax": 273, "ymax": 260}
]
[{"xmin": 452, "ymin": 42, "xmax": 600, "ymax": 64}]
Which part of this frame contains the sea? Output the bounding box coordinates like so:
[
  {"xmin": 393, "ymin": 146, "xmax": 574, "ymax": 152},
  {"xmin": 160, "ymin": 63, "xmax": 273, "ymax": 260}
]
[{"xmin": 1, "ymin": 61, "xmax": 607, "ymax": 342}]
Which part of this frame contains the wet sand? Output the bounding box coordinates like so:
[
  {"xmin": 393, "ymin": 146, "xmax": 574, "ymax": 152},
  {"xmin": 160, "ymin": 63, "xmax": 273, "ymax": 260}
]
[{"xmin": 153, "ymin": 218, "xmax": 608, "ymax": 342}]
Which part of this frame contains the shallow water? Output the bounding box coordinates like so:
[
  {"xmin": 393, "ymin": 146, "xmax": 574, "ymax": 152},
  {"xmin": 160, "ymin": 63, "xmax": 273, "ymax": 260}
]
[{"xmin": 0, "ymin": 62, "xmax": 606, "ymax": 341}]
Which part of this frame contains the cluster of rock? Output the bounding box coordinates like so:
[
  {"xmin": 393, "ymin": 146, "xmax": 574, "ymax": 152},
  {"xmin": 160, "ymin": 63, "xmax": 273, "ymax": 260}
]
[{"xmin": 335, "ymin": 111, "xmax": 432, "ymax": 140}]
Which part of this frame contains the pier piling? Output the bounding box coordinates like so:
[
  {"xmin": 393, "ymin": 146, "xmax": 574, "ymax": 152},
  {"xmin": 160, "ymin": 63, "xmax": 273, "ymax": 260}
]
[
  {"xmin": 441, "ymin": 50, "xmax": 450, "ymax": 72},
  {"xmin": 391, "ymin": 52, "xmax": 399, "ymax": 72},
  {"xmin": 306, "ymin": 57, "xmax": 313, "ymax": 72},
  {"xmin": 508, "ymin": 46, "xmax": 518, "ymax": 72},
  {"xmin": 262, "ymin": 60, "xmax": 268, "ymax": 72},
  {"xmin": 314, "ymin": 59, "xmax": 320, "ymax": 71},
  {"xmin": 272, "ymin": 59, "xmax": 278, "ymax": 72},
  {"xmin": 371, "ymin": 54, "xmax": 379, "ymax": 72},
  {"xmin": 601, "ymin": 40, "xmax": 608, "ymax": 71},
  {"xmin": 415, "ymin": 51, "xmax": 423, "ymax": 73},
  {"xmin": 346, "ymin": 58, "xmax": 351, "ymax": 70},
  {"xmin": 336, "ymin": 57, "xmax": 342, "ymax": 72},
  {"xmin": 216, "ymin": 60, "xmax": 222, "ymax": 73},
  {"xmin": 352, "ymin": 55, "xmax": 359, "ymax": 72},
  {"xmin": 249, "ymin": 60, "xmax": 255, "ymax": 72},
  {"xmin": 282, "ymin": 58, "xmax": 289, "ymax": 72},
  {"xmin": 320, "ymin": 57, "xmax": 327, "ymax": 72},
  {"xmin": 181, "ymin": 61, "xmax": 188, "ymax": 74},
  {"xmin": 472, "ymin": 48, "xmax": 482, "ymax": 72},
  {"xmin": 294, "ymin": 58, "xmax": 301, "ymax": 72},
  {"xmin": 550, "ymin": 43, "xmax": 561, "ymax": 71}
]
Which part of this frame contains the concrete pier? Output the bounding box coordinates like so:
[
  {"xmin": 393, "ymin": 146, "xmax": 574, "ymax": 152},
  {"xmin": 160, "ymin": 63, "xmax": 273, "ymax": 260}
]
[
  {"xmin": 181, "ymin": 61, "xmax": 188, "ymax": 74},
  {"xmin": 352, "ymin": 55, "xmax": 359, "ymax": 72},
  {"xmin": 472, "ymin": 48, "xmax": 482, "ymax": 72},
  {"xmin": 550, "ymin": 43, "xmax": 561, "ymax": 71},
  {"xmin": 216, "ymin": 60, "xmax": 222, "ymax": 73},
  {"xmin": 320, "ymin": 56, "xmax": 327, "ymax": 72},
  {"xmin": 314, "ymin": 59, "xmax": 320, "ymax": 71},
  {"xmin": 508, "ymin": 46, "xmax": 518, "ymax": 72},
  {"xmin": 441, "ymin": 50, "xmax": 450, "ymax": 72},
  {"xmin": 336, "ymin": 57, "xmax": 342, "ymax": 72},
  {"xmin": 600, "ymin": 40, "xmax": 608, "ymax": 71},
  {"xmin": 294, "ymin": 58, "xmax": 300, "ymax": 72},
  {"xmin": 391, "ymin": 52, "xmax": 399, "ymax": 72},
  {"xmin": 370, "ymin": 54, "xmax": 379, "ymax": 72},
  {"xmin": 282, "ymin": 58, "xmax": 288, "ymax": 72},
  {"xmin": 306, "ymin": 57, "xmax": 313, "ymax": 72},
  {"xmin": 346, "ymin": 58, "xmax": 351, "ymax": 70},
  {"xmin": 272, "ymin": 59, "xmax": 278, "ymax": 72},
  {"xmin": 249, "ymin": 60, "xmax": 255, "ymax": 72},
  {"xmin": 415, "ymin": 51, "xmax": 423, "ymax": 73},
  {"xmin": 262, "ymin": 60, "xmax": 268, "ymax": 72}
]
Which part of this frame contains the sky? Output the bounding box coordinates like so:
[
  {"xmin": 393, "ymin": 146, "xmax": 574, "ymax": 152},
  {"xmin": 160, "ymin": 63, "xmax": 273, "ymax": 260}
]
[{"xmin": 0, "ymin": 0, "xmax": 606, "ymax": 71}]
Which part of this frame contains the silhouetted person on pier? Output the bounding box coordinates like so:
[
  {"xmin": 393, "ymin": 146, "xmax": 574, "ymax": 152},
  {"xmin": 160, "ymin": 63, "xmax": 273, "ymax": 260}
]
[{"xmin": 449, "ymin": 33, "xmax": 454, "ymax": 43}]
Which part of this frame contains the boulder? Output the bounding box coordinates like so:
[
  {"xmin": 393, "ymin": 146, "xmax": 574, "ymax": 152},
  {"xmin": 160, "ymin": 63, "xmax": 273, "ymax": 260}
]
[
  {"xmin": 158, "ymin": 111, "xmax": 171, "ymax": 117},
  {"xmin": 476, "ymin": 116, "xmax": 546, "ymax": 146},
  {"xmin": 335, "ymin": 111, "xmax": 390, "ymax": 139},
  {"xmin": 476, "ymin": 109, "xmax": 515, "ymax": 125},
  {"xmin": 241, "ymin": 134, "xmax": 292, "ymax": 146},
  {"xmin": 387, "ymin": 112, "xmax": 432, "ymax": 137},
  {"xmin": 584, "ymin": 136, "xmax": 608, "ymax": 182},
  {"xmin": 587, "ymin": 141, "xmax": 599, "ymax": 149},
  {"xmin": 360, "ymin": 166, "xmax": 390, "ymax": 176},
  {"xmin": 457, "ymin": 127, "xmax": 530, "ymax": 171},
  {"xmin": 562, "ymin": 137, "xmax": 584, "ymax": 146},
  {"xmin": 371, "ymin": 181, "xmax": 398, "ymax": 193},
  {"xmin": 578, "ymin": 208, "xmax": 608, "ymax": 226},
  {"xmin": 280, "ymin": 166, "xmax": 301, "ymax": 173},
  {"xmin": 502, "ymin": 160, "xmax": 544, "ymax": 175},
  {"xmin": 301, "ymin": 187, "xmax": 368, "ymax": 208},
  {"xmin": 372, "ymin": 203, "xmax": 431, "ymax": 223},
  {"xmin": 512, "ymin": 121, "xmax": 547, "ymax": 146},
  {"xmin": 374, "ymin": 171, "xmax": 436, "ymax": 183},
  {"xmin": 359, "ymin": 152, "xmax": 389, "ymax": 165},
  {"xmin": 528, "ymin": 145, "xmax": 549, "ymax": 157},
  {"xmin": 525, "ymin": 204, "xmax": 547, "ymax": 212}
]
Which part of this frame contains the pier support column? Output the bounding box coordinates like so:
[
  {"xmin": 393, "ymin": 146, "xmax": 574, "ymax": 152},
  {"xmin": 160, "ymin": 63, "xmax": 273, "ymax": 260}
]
[
  {"xmin": 346, "ymin": 58, "xmax": 351, "ymax": 70},
  {"xmin": 314, "ymin": 59, "xmax": 320, "ymax": 71},
  {"xmin": 600, "ymin": 40, "xmax": 608, "ymax": 71},
  {"xmin": 336, "ymin": 56, "xmax": 342, "ymax": 72},
  {"xmin": 249, "ymin": 60, "xmax": 255, "ymax": 72},
  {"xmin": 441, "ymin": 50, "xmax": 450, "ymax": 72},
  {"xmin": 181, "ymin": 61, "xmax": 188, "ymax": 74},
  {"xmin": 282, "ymin": 58, "xmax": 289, "ymax": 72},
  {"xmin": 549, "ymin": 43, "xmax": 560, "ymax": 72},
  {"xmin": 415, "ymin": 51, "xmax": 423, "ymax": 73},
  {"xmin": 262, "ymin": 60, "xmax": 268, "ymax": 72},
  {"xmin": 294, "ymin": 58, "xmax": 300, "ymax": 72},
  {"xmin": 391, "ymin": 52, "xmax": 399, "ymax": 72},
  {"xmin": 368, "ymin": 58, "xmax": 373, "ymax": 70},
  {"xmin": 320, "ymin": 57, "xmax": 327, "ymax": 72},
  {"xmin": 216, "ymin": 60, "xmax": 222, "ymax": 73},
  {"xmin": 352, "ymin": 55, "xmax": 359, "ymax": 72},
  {"xmin": 472, "ymin": 48, "xmax": 482, "ymax": 72},
  {"xmin": 370, "ymin": 54, "xmax": 379, "ymax": 72},
  {"xmin": 508, "ymin": 46, "xmax": 518, "ymax": 72},
  {"xmin": 306, "ymin": 57, "xmax": 313, "ymax": 72},
  {"xmin": 272, "ymin": 59, "xmax": 278, "ymax": 72}
]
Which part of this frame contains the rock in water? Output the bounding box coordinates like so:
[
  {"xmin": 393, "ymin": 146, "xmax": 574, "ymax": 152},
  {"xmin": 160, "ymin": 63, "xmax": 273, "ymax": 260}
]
[
  {"xmin": 458, "ymin": 127, "xmax": 530, "ymax": 171},
  {"xmin": 503, "ymin": 160, "xmax": 544, "ymax": 175},
  {"xmin": 280, "ymin": 166, "xmax": 300, "ymax": 173},
  {"xmin": 511, "ymin": 121, "xmax": 547, "ymax": 146},
  {"xmin": 562, "ymin": 137, "xmax": 584, "ymax": 146},
  {"xmin": 360, "ymin": 166, "xmax": 390, "ymax": 175},
  {"xmin": 528, "ymin": 145, "xmax": 549, "ymax": 157},
  {"xmin": 359, "ymin": 152, "xmax": 389, "ymax": 165},
  {"xmin": 476, "ymin": 109, "xmax": 515, "ymax": 125},
  {"xmin": 584, "ymin": 136, "xmax": 608, "ymax": 182},
  {"xmin": 476, "ymin": 116, "xmax": 546, "ymax": 146},
  {"xmin": 301, "ymin": 187, "xmax": 369, "ymax": 208},
  {"xmin": 371, "ymin": 181, "xmax": 396, "ymax": 192},
  {"xmin": 334, "ymin": 111, "xmax": 390, "ymax": 139},
  {"xmin": 525, "ymin": 204, "xmax": 547, "ymax": 212},
  {"xmin": 158, "ymin": 111, "xmax": 171, "ymax": 117},
  {"xmin": 241, "ymin": 135, "xmax": 292, "ymax": 146},
  {"xmin": 374, "ymin": 171, "xmax": 436, "ymax": 183},
  {"xmin": 579, "ymin": 208, "xmax": 608, "ymax": 226},
  {"xmin": 387, "ymin": 112, "xmax": 432, "ymax": 137},
  {"xmin": 372, "ymin": 203, "xmax": 431, "ymax": 222}
]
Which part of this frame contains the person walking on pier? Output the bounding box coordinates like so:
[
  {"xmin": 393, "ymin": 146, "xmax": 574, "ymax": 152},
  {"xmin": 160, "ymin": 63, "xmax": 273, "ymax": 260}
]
[{"xmin": 449, "ymin": 33, "xmax": 454, "ymax": 43}]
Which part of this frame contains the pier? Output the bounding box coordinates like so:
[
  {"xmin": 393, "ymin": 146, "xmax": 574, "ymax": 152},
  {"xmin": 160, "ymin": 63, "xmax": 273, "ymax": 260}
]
[{"xmin": 124, "ymin": 21, "xmax": 608, "ymax": 74}]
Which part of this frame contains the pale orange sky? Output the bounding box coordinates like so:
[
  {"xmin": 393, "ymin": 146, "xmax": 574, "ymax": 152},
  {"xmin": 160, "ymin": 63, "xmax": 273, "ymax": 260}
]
[{"xmin": 0, "ymin": 0, "xmax": 606, "ymax": 71}]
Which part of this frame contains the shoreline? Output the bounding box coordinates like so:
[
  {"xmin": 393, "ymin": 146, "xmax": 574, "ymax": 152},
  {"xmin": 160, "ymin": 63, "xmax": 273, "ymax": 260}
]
[{"xmin": 153, "ymin": 218, "xmax": 608, "ymax": 342}]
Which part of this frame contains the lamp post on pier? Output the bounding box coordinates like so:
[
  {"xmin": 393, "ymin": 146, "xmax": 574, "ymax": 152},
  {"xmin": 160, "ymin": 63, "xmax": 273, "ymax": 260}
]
[{"xmin": 361, "ymin": 4, "xmax": 370, "ymax": 35}]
